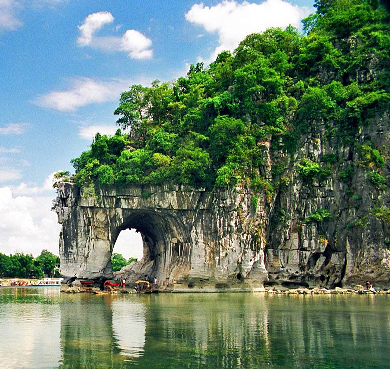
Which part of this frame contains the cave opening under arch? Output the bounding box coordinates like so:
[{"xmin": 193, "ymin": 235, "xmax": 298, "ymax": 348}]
[{"xmin": 110, "ymin": 211, "xmax": 190, "ymax": 285}]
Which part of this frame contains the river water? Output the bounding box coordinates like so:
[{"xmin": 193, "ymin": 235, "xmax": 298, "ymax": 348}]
[{"xmin": 0, "ymin": 287, "xmax": 389, "ymax": 369}]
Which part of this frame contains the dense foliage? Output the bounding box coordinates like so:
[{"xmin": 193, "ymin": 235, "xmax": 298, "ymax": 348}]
[
  {"xmin": 0, "ymin": 250, "xmax": 60, "ymax": 279},
  {"xmin": 0, "ymin": 250, "xmax": 136, "ymax": 277},
  {"xmin": 70, "ymin": 0, "xmax": 390, "ymax": 194},
  {"xmin": 111, "ymin": 253, "xmax": 137, "ymax": 272}
]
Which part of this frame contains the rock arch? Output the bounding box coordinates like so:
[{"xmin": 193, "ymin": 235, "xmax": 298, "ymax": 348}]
[
  {"xmin": 53, "ymin": 182, "xmax": 268, "ymax": 290},
  {"xmin": 53, "ymin": 178, "xmax": 389, "ymax": 290}
]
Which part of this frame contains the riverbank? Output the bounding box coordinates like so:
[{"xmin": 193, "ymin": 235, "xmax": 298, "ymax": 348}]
[
  {"xmin": 59, "ymin": 284, "xmax": 390, "ymax": 295},
  {"xmin": 60, "ymin": 285, "xmax": 135, "ymax": 294},
  {"xmin": 3, "ymin": 278, "xmax": 387, "ymax": 295},
  {"xmin": 0, "ymin": 278, "xmax": 39, "ymax": 287},
  {"xmin": 0, "ymin": 278, "xmax": 62, "ymax": 287},
  {"xmin": 264, "ymin": 286, "xmax": 389, "ymax": 295}
]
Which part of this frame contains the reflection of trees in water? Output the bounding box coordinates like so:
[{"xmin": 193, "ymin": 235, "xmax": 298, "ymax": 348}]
[
  {"xmin": 2, "ymin": 289, "xmax": 389, "ymax": 368},
  {"xmin": 140, "ymin": 294, "xmax": 390, "ymax": 368},
  {"xmin": 140, "ymin": 293, "xmax": 271, "ymax": 368},
  {"xmin": 59, "ymin": 294, "xmax": 146, "ymax": 368},
  {"xmin": 58, "ymin": 293, "xmax": 390, "ymax": 368},
  {"xmin": 263, "ymin": 295, "xmax": 390, "ymax": 367}
]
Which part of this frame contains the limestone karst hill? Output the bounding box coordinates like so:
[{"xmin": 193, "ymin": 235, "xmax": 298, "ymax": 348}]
[{"xmin": 53, "ymin": 0, "xmax": 390, "ymax": 289}]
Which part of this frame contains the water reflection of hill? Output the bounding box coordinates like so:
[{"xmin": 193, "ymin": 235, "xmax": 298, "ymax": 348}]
[
  {"xmin": 2, "ymin": 288, "xmax": 389, "ymax": 368},
  {"xmin": 139, "ymin": 293, "xmax": 271, "ymax": 368},
  {"xmin": 137, "ymin": 294, "xmax": 390, "ymax": 368},
  {"xmin": 59, "ymin": 294, "xmax": 146, "ymax": 368}
]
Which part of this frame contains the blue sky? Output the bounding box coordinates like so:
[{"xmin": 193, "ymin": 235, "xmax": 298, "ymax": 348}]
[{"xmin": 0, "ymin": 0, "xmax": 314, "ymax": 258}]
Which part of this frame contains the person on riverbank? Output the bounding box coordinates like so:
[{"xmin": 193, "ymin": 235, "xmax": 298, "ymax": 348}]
[{"xmin": 366, "ymin": 281, "xmax": 376, "ymax": 292}]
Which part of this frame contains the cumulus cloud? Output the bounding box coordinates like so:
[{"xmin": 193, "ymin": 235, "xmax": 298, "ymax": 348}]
[
  {"xmin": 185, "ymin": 0, "xmax": 311, "ymax": 62},
  {"xmin": 79, "ymin": 124, "xmax": 119, "ymax": 140},
  {"xmin": 9, "ymin": 172, "xmax": 58, "ymax": 196},
  {"xmin": 0, "ymin": 123, "xmax": 29, "ymax": 135},
  {"xmin": 34, "ymin": 77, "xmax": 132, "ymax": 112},
  {"xmin": 77, "ymin": 11, "xmax": 153, "ymax": 59},
  {"xmin": 121, "ymin": 30, "xmax": 153, "ymax": 59},
  {"xmin": 77, "ymin": 11, "xmax": 114, "ymax": 46},
  {"xmin": 0, "ymin": 0, "xmax": 22, "ymax": 32},
  {"xmin": 0, "ymin": 186, "xmax": 61, "ymax": 256}
]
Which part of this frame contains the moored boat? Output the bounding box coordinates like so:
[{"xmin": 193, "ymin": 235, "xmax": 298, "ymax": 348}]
[
  {"xmin": 104, "ymin": 279, "xmax": 121, "ymax": 288},
  {"xmin": 135, "ymin": 280, "xmax": 152, "ymax": 293},
  {"xmin": 80, "ymin": 279, "xmax": 94, "ymax": 286},
  {"xmin": 35, "ymin": 278, "xmax": 63, "ymax": 286}
]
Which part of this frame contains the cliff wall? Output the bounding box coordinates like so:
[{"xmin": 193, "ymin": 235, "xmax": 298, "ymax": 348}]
[{"xmin": 266, "ymin": 111, "xmax": 390, "ymax": 288}]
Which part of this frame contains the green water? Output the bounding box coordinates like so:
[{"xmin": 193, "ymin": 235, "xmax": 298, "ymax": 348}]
[{"xmin": 0, "ymin": 288, "xmax": 389, "ymax": 368}]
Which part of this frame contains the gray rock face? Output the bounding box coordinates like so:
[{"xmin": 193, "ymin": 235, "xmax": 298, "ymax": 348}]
[
  {"xmin": 266, "ymin": 112, "xmax": 390, "ymax": 288},
  {"xmin": 53, "ymin": 113, "xmax": 390, "ymax": 290},
  {"xmin": 53, "ymin": 183, "xmax": 268, "ymax": 290}
]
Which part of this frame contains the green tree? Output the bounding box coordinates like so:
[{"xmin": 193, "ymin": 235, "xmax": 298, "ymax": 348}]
[
  {"xmin": 96, "ymin": 165, "xmax": 115, "ymax": 186},
  {"xmin": 208, "ymin": 116, "xmax": 245, "ymax": 166},
  {"xmin": 114, "ymin": 84, "xmax": 149, "ymax": 137},
  {"xmin": 0, "ymin": 253, "xmax": 12, "ymax": 277},
  {"xmin": 8, "ymin": 253, "xmax": 39, "ymax": 278},
  {"xmin": 111, "ymin": 253, "xmax": 129, "ymax": 272},
  {"xmin": 171, "ymin": 143, "xmax": 211, "ymax": 185},
  {"xmin": 36, "ymin": 250, "xmax": 59, "ymax": 277}
]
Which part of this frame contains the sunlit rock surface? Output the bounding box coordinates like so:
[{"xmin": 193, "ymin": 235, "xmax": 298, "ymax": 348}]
[{"xmin": 53, "ymin": 183, "xmax": 268, "ymax": 290}]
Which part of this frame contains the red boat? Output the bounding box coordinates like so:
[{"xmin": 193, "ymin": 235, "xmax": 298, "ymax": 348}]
[
  {"xmin": 104, "ymin": 279, "xmax": 121, "ymax": 287},
  {"xmin": 80, "ymin": 280, "xmax": 94, "ymax": 286}
]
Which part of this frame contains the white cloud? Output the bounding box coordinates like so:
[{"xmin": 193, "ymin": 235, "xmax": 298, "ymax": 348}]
[
  {"xmin": 185, "ymin": 0, "xmax": 311, "ymax": 62},
  {"xmin": 9, "ymin": 172, "xmax": 58, "ymax": 196},
  {"xmin": 77, "ymin": 11, "xmax": 114, "ymax": 46},
  {"xmin": 0, "ymin": 186, "xmax": 61, "ymax": 256},
  {"xmin": 0, "ymin": 0, "xmax": 22, "ymax": 32},
  {"xmin": 36, "ymin": 75, "xmax": 156, "ymax": 112},
  {"xmin": 79, "ymin": 124, "xmax": 119, "ymax": 140},
  {"xmin": 35, "ymin": 77, "xmax": 132, "ymax": 112},
  {"xmin": 0, "ymin": 167, "xmax": 22, "ymax": 183},
  {"xmin": 0, "ymin": 146, "xmax": 20, "ymax": 154},
  {"xmin": 77, "ymin": 12, "xmax": 153, "ymax": 59},
  {"xmin": 121, "ymin": 29, "xmax": 153, "ymax": 59},
  {"xmin": 0, "ymin": 123, "xmax": 29, "ymax": 135},
  {"xmin": 0, "ymin": 0, "xmax": 69, "ymax": 33},
  {"xmin": 114, "ymin": 229, "xmax": 143, "ymax": 260}
]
